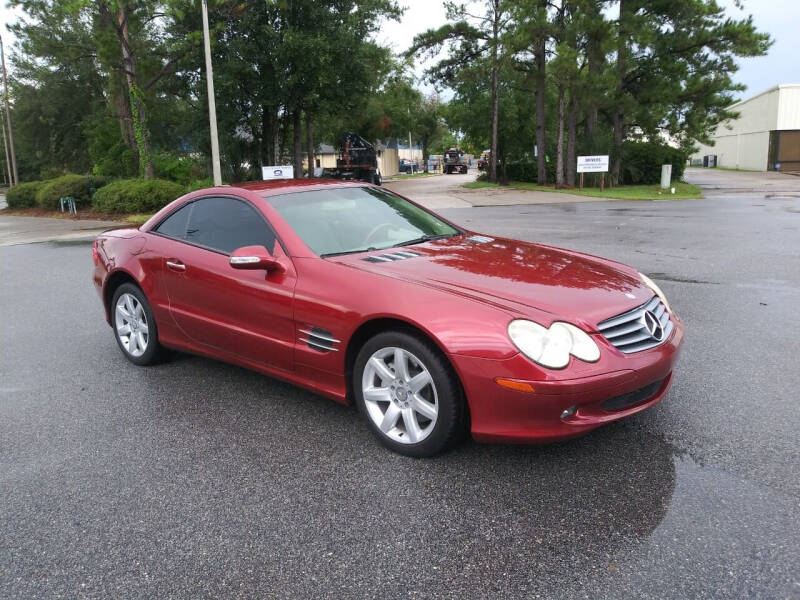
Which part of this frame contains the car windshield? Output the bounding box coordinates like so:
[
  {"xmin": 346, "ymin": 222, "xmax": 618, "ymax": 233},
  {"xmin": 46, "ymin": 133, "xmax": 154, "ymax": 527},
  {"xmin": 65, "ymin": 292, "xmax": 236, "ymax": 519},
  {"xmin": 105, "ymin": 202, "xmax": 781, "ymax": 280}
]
[{"xmin": 266, "ymin": 186, "xmax": 460, "ymax": 257}]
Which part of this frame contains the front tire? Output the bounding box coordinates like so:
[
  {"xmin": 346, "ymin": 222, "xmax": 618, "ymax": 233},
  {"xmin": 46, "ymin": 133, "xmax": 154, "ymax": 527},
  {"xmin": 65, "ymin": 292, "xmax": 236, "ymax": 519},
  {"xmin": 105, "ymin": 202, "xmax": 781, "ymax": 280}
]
[
  {"xmin": 111, "ymin": 283, "xmax": 166, "ymax": 366},
  {"xmin": 353, "ymin": 331, "xmax": 464, "ymax": 457}
]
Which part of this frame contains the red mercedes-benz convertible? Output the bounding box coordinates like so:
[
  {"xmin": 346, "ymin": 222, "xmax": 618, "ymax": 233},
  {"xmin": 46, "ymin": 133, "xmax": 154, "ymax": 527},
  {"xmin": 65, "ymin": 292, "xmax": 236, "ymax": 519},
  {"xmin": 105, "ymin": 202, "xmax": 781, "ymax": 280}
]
[{"xmin": 93, "ymin": 179, "xmax": 683, "ymax": 456}]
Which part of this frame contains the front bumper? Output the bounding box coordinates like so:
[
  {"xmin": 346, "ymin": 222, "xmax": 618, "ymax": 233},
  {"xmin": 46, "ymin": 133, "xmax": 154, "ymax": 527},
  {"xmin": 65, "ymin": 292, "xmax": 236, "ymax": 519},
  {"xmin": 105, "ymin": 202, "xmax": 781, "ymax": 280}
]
[{"xmin": 450, "ymin": 316, "xmax": 684, "ymax": 443}]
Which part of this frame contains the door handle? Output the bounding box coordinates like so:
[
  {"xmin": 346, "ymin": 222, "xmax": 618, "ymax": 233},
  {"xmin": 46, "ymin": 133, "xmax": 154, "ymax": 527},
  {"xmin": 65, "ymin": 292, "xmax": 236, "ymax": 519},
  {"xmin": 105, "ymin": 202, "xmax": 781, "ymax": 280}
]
[{"xmin": 166, "ymin": 259, "xmax": 186, "ymax": 272}]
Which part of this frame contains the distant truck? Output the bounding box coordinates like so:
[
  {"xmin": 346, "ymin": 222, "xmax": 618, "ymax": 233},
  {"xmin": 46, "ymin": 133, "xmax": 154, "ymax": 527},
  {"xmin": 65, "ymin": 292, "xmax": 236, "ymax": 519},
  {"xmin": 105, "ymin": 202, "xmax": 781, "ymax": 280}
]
[
  {"xmin": 477, "ymin": 150, "xmax": 491, "ymax": 172},
  {"xmin": 322, "ymin": 132, "xmax": 382, "ymax": 185},
  {"xmin": 443, "ymin": 147, "xmax": 468, "ymax": 174}
]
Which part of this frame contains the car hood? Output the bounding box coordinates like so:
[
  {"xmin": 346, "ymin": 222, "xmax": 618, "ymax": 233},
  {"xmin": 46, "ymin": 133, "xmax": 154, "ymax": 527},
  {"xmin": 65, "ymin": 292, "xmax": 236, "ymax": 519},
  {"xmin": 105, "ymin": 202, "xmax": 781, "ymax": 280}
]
[{"xmin": 333, "ymin": 234, "xmax": 653, "ymax": 328}]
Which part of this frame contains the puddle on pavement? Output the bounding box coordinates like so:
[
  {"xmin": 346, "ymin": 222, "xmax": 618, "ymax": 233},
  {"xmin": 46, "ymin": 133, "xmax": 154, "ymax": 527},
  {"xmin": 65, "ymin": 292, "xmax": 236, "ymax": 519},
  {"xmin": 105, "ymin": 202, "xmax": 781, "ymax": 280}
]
[
  {"xmin": 47, "ymin": 239, "xmax": 94, "ymax": 247},
  {"xmin": 648, "ymin": 273, "xmax": 717, "ymax": 285}
]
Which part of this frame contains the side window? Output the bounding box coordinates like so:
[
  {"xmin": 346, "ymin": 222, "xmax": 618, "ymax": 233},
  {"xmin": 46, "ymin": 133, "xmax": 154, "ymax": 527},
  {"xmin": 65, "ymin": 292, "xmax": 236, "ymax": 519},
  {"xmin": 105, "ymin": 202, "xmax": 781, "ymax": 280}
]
[
  {"xmin": 155, "ymin": 203, "xmax": 192, "ymax": 239},
  {"xmin": 185, "ymin": 197, "xmax": 276, "ymax": 254}
]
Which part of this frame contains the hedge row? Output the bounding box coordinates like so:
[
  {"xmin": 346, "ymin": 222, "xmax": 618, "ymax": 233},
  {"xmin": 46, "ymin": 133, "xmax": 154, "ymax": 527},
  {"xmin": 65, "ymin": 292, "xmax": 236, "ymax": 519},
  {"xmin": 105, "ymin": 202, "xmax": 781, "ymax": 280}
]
[
  {"xmin": 36, "ymin": 174, "xmax": 112, "ymax": 209},
  {"xmin": 6, "ymin": 175, "xmax": 111, "ymax": 209},
  {"xmin": 6, "ymin": 181, "xmax": 46, "ymax": 208},
  {"xmin": 91, "ymin": 179, "xmax": 185, "ymax": 213},
  {"xmin": 620, "ymin": 142, "xmax": 688, "ymax": 184},
  {"xmin": 499, "ymin": 141, "xmax": 688, "ymax": 185},
  {"xmin": 6, "ymin": 175, "xmax": 188, "ymax": 213}
]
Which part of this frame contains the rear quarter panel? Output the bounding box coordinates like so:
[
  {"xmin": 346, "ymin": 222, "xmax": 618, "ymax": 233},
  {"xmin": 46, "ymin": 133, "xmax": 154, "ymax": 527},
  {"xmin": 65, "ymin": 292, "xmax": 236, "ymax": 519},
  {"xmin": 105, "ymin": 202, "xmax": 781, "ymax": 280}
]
[{"xmin": 94, "ymin": 231, "xmax": 181, "ymax": 344}]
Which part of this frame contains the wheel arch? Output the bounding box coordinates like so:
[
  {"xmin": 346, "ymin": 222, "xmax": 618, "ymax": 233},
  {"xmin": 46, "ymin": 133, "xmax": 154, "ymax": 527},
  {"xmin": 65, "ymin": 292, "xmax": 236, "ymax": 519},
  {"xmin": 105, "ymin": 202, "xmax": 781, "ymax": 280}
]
[
  {"xmin": 103, "ymin": 269, "xmax": 141, "ymax": 323},
  {"xmin": 344, "ymin": 317, "xmax": 467, "ymax": 418}
]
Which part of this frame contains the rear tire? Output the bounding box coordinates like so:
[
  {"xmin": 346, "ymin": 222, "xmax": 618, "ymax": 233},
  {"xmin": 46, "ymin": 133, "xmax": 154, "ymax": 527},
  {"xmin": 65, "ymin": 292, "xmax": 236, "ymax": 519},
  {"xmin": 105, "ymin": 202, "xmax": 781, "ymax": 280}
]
[
  {"xmin": 354, "ymin": 330, "xmax": 464, "ymax": 457},
  {"xmin": 111, "ymin": 283, "xmax": 167, "ymax": 366}
]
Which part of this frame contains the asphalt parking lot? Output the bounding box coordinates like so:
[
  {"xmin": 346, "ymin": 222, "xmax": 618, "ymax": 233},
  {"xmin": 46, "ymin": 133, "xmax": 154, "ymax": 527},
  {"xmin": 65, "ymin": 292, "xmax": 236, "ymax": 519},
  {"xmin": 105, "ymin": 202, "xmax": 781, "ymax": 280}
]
[{"xmin": 1, "ymin": 174, "xmax": 799, "ymax": 598}]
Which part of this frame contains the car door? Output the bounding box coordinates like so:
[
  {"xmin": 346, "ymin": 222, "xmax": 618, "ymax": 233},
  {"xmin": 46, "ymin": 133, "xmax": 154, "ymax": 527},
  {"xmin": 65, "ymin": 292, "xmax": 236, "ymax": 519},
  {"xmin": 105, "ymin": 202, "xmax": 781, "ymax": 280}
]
[{"xmin": 153, "ymin": 195, "xmax": 296, "ymax": 372}]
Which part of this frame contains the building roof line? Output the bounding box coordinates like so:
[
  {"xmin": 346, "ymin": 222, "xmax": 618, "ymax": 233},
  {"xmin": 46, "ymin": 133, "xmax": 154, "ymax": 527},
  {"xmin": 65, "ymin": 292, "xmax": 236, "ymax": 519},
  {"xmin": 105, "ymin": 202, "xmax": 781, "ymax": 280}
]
[{"xmin": 731, "ymin": 83, "xmax": 800, "ymax": 108}]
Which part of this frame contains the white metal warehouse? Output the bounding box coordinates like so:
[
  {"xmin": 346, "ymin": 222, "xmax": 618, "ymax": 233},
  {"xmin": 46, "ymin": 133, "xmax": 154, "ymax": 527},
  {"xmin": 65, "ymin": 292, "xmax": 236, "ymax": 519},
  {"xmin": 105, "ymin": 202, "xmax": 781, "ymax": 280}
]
[{"xmin": 692, "ymin": 83, "xmax": 800, "ymax": 172}]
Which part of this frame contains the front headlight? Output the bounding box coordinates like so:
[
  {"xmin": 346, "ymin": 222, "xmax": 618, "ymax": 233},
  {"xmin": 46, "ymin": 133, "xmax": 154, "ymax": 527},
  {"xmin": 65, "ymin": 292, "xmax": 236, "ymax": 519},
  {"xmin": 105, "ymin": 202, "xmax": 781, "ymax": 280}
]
[
  {"xmin": 639, "ymin": 273, "xmax": 671, "ymax": 313},
  {"xmin": 508, "ymin": 319, "xmax": 600, "ymax": 369}
]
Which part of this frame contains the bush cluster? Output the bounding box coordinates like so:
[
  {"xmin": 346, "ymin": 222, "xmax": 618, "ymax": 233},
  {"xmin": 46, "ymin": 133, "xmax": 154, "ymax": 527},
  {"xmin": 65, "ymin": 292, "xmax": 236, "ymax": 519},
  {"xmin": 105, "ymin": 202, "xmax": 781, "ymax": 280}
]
[
  {"xmin": 503, "ymin": 159, "xmax": 557, "ymax": 184},
  {"xmin": 91, "ymin": 179, "xmax": 185, "ymax": 214},
  {"xmin": 620, "ymin": 142, "xmax": 688, "ymax": 185},
  {"xmin": 6, "ymin": 181, "xmax": 46, "ymax": 208},
  {"xmin": 34, "ymin": 174, "xmax": 111, "ymax": 209},
  {"xmin": 153, "ymin": 153, "xmax": 207, "ymax": 185},
  {"xmin": 501, "ymin": 142, "xmax": 686, "ymax": 186}
]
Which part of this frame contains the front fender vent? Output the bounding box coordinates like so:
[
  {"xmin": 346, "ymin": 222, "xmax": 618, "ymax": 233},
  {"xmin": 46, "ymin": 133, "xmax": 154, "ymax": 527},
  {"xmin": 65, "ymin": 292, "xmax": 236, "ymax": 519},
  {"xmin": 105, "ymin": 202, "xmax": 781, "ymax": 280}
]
[
  {"xmin": 299, "ymin": 327, "xmax": 340, "ymax": 353},
  {"xmin": 362, "ymin": 250, "xmax": 422, "ymax": 263}
]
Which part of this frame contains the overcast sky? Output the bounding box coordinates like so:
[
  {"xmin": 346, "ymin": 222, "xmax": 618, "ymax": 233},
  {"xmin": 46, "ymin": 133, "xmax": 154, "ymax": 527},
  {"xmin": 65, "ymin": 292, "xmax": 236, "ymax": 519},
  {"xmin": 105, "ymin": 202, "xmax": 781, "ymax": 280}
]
[
  {"xmin": 2, "ymin": 0, "xmax": 798, "ymax": 100},
  {"xmin": 378, "ymin": 0, "xmax": 800, "ymax": 100}
]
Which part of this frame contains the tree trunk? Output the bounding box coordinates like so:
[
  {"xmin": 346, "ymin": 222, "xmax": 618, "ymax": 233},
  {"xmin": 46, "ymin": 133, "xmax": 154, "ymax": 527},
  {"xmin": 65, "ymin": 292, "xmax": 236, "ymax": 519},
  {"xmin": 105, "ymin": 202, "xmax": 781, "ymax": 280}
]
[
  {"xmin": 555, "ymin": 86, "xmax": 565, "ymax": 188},
  {"xmin": 306, "ymin": 113, "xmax": 314, "ymax": 177},
  {"xmin": 489, "ymin": 0, "xmax": 500, "ymax": 183},
  {"xmin": 535, "ymin": 35, "xmax": 547, "ymax": 185},
  {"xmin": 422, "ymin": 140, "xmax": 429, "ymax": 173},
  {"xmin": 292, "ymin": 110, "xmax": 302, "ymax": 178},
  {"xmin": 490, "ymin": 64, "xmax": 499, "ymax": 183},
  {"xmin": 260, "ymin": 104, "xmax": 276, "ymax": 167},
  {"xmin": 584, "ymin": 0, "xmax": 604, "ymax": 144},
  {"xmin": 115, "ymin": 3, "xmax": 154, "ymax": 179},
  {"xmin": 566, "ymin": 96, "xmax": 577, "ymax": 187},
  {"xmin": 612, "ymin": 0, "xmax": 629, "ymax": 186},
  {"xmin": 114, "ymin": 79, "xmax": 135, "ymax": 152}
]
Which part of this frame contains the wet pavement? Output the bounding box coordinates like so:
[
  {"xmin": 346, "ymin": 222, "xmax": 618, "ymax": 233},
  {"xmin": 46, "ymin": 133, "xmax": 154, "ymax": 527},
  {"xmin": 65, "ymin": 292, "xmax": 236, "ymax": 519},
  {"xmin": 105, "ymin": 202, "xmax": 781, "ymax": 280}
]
[
  {"xmin": 0, "ymin": 214, "xmax": 120, "ymax": 247},
  {"xmin": 385, "ymin": 170, "xmax": 613, "ymax": 209},
  {"xmin": 1, "ymin": 174, "xmax": 799, "ymax": 598}
]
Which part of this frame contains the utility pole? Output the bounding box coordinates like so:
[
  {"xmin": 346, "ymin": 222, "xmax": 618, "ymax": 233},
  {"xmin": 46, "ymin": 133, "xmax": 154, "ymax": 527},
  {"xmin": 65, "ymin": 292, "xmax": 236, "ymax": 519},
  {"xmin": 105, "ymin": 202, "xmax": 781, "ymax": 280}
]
[
  {"xmin": 0, "ymin": 34, "xmax": 18, "ymax": 186},
  {"xmin": 1, "ymin": 117, "xmax": 11, "ymax": 186},
  {"xmin": 201, "ymin": 0, "xmax": 222, "ymax": 186}
]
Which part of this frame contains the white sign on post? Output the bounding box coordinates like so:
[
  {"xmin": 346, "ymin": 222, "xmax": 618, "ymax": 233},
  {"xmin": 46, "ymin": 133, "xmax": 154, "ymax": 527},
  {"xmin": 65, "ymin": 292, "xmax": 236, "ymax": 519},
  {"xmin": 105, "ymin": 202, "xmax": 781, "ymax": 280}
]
[
  {"xmin": 262, "ymin": 165, "xmax": 294, "ymax": 180},
  {"xmin": 577, "ymin": 155, "xmax": 609, "ymax": 173}
]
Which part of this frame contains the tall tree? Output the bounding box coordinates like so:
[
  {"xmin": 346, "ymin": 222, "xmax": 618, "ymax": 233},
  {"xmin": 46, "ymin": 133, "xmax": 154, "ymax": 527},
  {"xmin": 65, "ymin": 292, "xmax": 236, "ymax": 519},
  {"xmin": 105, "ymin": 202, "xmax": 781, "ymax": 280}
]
[
  {"xmin": 415, "ymin": 96, "xmax": 445, "ymax": 173},
  {"xmin": 408, "ymin": 0, "xmax": 510, "ymax": 183},
  {"xmin": 508, "ymin": 0, "xmax": 552, "ymax": 184},
  {"xmin": 610, "ymin": 0, "xmax": 771, "ymax": 184}
]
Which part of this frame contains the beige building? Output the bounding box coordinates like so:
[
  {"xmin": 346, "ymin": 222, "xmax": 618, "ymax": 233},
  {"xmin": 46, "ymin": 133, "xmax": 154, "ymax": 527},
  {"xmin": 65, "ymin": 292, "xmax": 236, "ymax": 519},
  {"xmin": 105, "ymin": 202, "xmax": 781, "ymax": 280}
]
[
  {"xmin": 305, "ymin": 142, "xmax": 400, "ymax": 177},
  {"xmin": 692, "ymin": 84, "xmax": 800, "ymax": 172}
]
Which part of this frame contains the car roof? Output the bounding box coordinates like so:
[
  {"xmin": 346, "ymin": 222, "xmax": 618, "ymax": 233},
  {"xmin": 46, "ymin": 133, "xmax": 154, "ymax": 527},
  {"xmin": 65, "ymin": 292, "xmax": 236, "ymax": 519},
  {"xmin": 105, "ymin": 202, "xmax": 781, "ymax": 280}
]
[{"xmin": 231, "ymin": 178, "xmax": 368, "ymax": 197}]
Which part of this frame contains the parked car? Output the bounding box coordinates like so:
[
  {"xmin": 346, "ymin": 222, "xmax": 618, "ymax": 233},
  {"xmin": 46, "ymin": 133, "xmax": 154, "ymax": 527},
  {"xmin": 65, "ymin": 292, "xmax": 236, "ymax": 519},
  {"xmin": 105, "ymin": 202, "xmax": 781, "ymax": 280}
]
[
  {"xmin": 399, "ymin": 159, "xmax": 417, "ymax": 174},
  {"xmin": 93, "ymin": 180, "xmax": 684, "ymax": 457}
]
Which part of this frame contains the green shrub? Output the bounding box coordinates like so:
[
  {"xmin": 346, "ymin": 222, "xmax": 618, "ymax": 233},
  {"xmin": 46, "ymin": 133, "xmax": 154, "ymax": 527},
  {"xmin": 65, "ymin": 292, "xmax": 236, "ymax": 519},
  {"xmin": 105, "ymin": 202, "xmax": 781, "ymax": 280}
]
[
  {"xmin": 620, "ymin": 142, "xmax": 688, "ymax": 185},
  {"xmin": 153, "ymin": 152, "xmax": 207, "ymax": 185},
  {"xmin": 185, "ymin": 178, "xmax": 214, "ymax": 192},
  {"xmin": 91, "ymin": 178, "xmax": 185, "ymax": 214},
  {"xmin": 34, "ymin": 174, "xmax": 111, "ymax": 209},
  {"xmin": 505, "ymin": 160, "xmax": 537, "ymax": 183},
  {"xmin": 503, "ymin": 159, "xmax": 556, "ymax": 184},
  {"xmin": 6, "ymin": 181, "xmax": 46, "ymax": 208}
]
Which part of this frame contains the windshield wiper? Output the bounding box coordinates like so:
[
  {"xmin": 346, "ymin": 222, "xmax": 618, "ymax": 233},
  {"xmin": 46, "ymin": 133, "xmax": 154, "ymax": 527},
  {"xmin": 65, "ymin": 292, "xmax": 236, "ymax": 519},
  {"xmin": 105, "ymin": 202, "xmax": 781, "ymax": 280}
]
[
  {"xmin": 321, "ymin": 247, "xmax": 377, "ymax": 258},
  {"xmin": 392, "ymin": 233, "xmax": 455, "ymax": 248}
]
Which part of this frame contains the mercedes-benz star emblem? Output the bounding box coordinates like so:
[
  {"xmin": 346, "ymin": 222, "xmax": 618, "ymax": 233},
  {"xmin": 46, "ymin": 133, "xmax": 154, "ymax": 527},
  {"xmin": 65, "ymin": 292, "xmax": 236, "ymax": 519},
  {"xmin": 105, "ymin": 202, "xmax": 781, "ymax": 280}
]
[{"xmin": 642, "ymin": 310, "xmax": 664, "ymax": 341}]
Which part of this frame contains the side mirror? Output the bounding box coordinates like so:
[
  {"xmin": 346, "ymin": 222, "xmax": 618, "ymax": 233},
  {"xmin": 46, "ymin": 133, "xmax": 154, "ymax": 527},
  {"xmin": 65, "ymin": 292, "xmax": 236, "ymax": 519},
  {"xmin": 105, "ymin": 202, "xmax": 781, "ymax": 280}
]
[{"xmin": 229, "ymin": 245, "xmax": 285, "ymax": 272}]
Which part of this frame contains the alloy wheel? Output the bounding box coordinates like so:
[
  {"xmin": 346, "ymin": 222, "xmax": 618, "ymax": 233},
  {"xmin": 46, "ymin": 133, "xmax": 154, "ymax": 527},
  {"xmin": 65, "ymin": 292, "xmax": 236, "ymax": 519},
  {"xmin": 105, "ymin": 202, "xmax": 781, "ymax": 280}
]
[
  {"xmin": 115, "ymin": 292, "xmax": 149, "ymax": 358},
  {"xmin": 361, "ymin": 347, "xmax": 439, "ymax": 444}
]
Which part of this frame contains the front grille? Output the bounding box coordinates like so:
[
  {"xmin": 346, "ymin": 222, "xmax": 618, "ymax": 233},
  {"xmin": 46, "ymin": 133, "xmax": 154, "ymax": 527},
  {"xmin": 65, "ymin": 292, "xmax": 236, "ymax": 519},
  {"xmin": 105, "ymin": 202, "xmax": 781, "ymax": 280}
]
[
  {"xmin": 597, "ymin": 295, "xmax": 673, "ymax": 354},
  {"xmin": 602, "ymin": 379, "xmax": 663, "ymax": 411}
]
